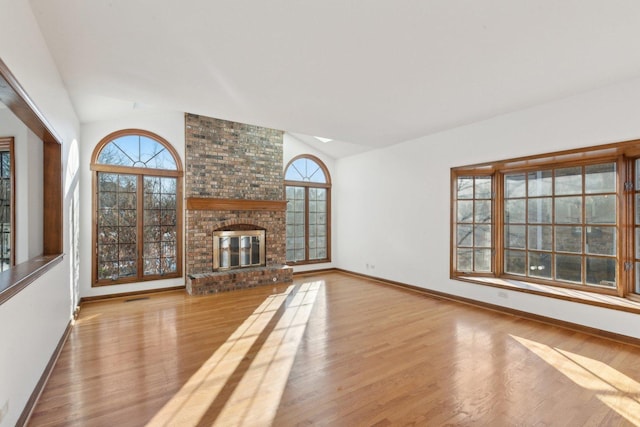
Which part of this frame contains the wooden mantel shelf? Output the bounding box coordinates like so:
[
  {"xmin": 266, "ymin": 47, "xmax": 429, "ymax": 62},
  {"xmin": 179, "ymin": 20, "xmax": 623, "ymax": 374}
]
[{"xmin": 186, "ymin": 197, "xmax": 288, "ymax": 211}]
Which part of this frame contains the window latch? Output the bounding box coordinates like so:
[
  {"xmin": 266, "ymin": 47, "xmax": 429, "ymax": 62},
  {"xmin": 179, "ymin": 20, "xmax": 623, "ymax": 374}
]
[
  {"xmin": 624, "ymin": 181, "xmax": 634, "ymax": 191},
  {"xmin": 624, "ymin": 261, "xmax": 633, "ymax": 271}
]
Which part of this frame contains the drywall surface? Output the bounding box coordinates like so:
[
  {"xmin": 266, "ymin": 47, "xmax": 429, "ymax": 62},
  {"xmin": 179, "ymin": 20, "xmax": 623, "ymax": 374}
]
[{"xmin": 335, "ymin": 77, "xmax": 640, "ymax": 340}]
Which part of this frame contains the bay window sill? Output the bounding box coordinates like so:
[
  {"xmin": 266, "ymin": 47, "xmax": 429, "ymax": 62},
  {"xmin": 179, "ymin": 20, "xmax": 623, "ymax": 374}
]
[{"xmin": 454, "ymin": 274, "xmax": 640, "ymax": 315}]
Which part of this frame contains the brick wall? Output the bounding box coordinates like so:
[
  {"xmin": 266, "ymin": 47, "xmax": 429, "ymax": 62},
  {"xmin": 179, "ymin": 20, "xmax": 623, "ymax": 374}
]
[
  {"xmin": 184, "ymin": 114, "xmax": 291, "ymax": 293},
  {"xmin": 185, "ymin": 113, "xmax": 284, "ymax": 200}
]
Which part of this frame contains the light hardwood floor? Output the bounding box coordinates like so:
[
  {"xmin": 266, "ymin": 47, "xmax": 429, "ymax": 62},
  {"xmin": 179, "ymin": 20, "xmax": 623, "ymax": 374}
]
[{"xmin": 28, "ymin": 272, "xmax": 640, "ymax": 426}]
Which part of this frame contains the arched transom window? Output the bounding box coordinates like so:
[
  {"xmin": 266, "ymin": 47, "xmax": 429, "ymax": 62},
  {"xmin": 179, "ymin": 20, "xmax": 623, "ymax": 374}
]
[
  {"xmin": 91, "ymin": 130, "xmax": 183, "ymax": 286},
  {"xmin": 284, "ymin": 155, "xmax": 331, "ymax": 264}
]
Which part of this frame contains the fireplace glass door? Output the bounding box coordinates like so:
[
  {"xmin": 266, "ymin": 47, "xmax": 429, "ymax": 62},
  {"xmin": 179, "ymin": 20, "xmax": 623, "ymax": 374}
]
[{"xmin": 214, "ymin": 230, "xmax": 265, "ymax": 271}]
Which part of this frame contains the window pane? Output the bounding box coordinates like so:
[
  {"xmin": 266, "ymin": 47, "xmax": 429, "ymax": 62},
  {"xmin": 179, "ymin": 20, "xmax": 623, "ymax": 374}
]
[
  {"xmin": 528, "ymin": 170, "xmax": 552, "ymax": 197},
  {"xmin": 98, "ymin": 172, "xmax": 118, "ymax": 191},
  {"xmin": 474, "ymin": 225, "xmax": 491, "ymax": 248},
  {"xmin": 636, "ymin": 262, "xmax": 640, "ymax": 294},
  {"xmin": 555, "ymin": 166, "xmax": 582, "ymax": 195},
  {"xmin": 586, "ymin": 257, "xmax": 616, "ymax": 287},
  {"xmin": 457, "ymin": 225, "xmax": 473, "ymax": 246},
  {"xmin": 528, "ymin": 225, "xmax": 552, "ymax": 251},
  {"xmin": 119, "ymin": 260, "xmax": 136, "ymax": 277},
  {"xmin": 98, "ymin": 210, "xmax": 118, "ymax": 227},
  {"xmin": 457, "ymin": 177, "xmax": 474, "ymax": 199},
  {"xmin": 527, "ymin": 197, "xmax": 552, "ymax": 223},
  {"xmin": 118, "ymin": 192, "xmax": 136, "ymax": 209},
  {"xmin": 119, "ymin": 227, "xmax": 136, "ymax": 243},
  {"xmin": 457, "ymin": 248, "xmax": 472, "ymax": 271},
  {"xmin": 505, "ymin": 225, "xmax": 526, "ymax": 249},
  {"xmin": 161, "ymin": 209, "xmax": 176, "ymax": 226},
  {"xmin": 555, "ymin": 196, "xmax": 582, "ymax": 224},
  {"xmin": 474, "ymin": 249, "xmax": 492, "ymax": 272},
  {"xmin": 97, "ymin": 172, "xmax": 139, "ymax": 281},
  {"xmin": 98, "ymin": 244, "xmax": 117, "ymax": 262},
  {"xmin": 556, "ymin": 254, "xmax": 582, "ymax": 283},
  {"xmin": 144, "ymin": 242, "xmax": 160, "ymax": 259},
  {"xmin": 505, "ymin": 174, "xmax": 526, "ymax": 198},
  {"xmin": 505, "ymin": 250, "xmax": 526, "ymax": 275},
  {"xmin": 505, "ymin": 199, "xmax": 525, "ymax": 223},
  {"xmin": 585, "ymin": 163, "xmax": 616, "ymax": 194},
  {"xmin": 98, "ymin": 135, "xmax": 177, "ymax": 169},
  {"xmin": 98, "ymin": 226, "xmax": 118, "ymax": 244},
  {"xmin": 161, "ymin": 193, "xmax": 176, "ymax": 209},
  {"xmin": 457, "ymin": 201, "xmax": 474, "ymax": 223},
  {"xmin": 528, "ymin": 252, "xmax": 551, "ymax": 278},
  {"xmin": 586, "ymin": 226, "xmax": 616, "ymax": 256},
  {"xmin": 636, "ymin": 194, "xmax": 640, "ymax": 225},
  {"xmin": 474, "ymin": 200, "xmax": 492, "ymax": 223},
  {"xmin": 585, "ymin": 195, "xmax": 615, "ymax": 224},
  {"xmin": 475, "ymin": 178, "xmax": 492, "ymax": 199},
  {"xmin": 555, "ymin": 226, "xmax": 582, "ymax": 253},
  {"xmin": 99, "ymin": 192, "xmax": 117, "ymax": 209},
  {"xmin": 285, "ymin": 157, "xmax": 326, "ymax": 183},
  {"xmin": 317, "ymin": 199, "xmax": 327, "ymax": 214},
  {"xmin": 98, "ymin": 262, "xmax": 119, "ymax": 280},
  {"xmin": 144, "ymin": 258, "xmax": 160, "ymax": 275},
  {"xmin": 636, "ymin": 228, "xmax": 640, "ymax": 258},
  {"xmin": 286, "ymin": 186, "xmax": 295, "ymax": 199}
]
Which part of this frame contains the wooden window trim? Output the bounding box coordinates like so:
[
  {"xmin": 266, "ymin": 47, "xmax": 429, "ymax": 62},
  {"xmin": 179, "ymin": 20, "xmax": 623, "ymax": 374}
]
[
  {"xmin": 451, "ymin": 138, "xmax": 640, "ymax": 305},
  {"xmin": 91, "ymin": 130, "xmax": 183, "ymax": 287},
  {"xmin": 0, "ymin": 59, "xmax": 63, "ymax": 305},
  {"xmin": 284, "ymin": 155, "xmax": 332, "ymax": 265}
]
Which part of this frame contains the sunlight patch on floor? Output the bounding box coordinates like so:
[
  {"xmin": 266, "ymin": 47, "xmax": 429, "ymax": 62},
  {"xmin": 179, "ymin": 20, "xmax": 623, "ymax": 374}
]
[
  {"xmin": 211, "ymin": 280, "xmax": 321, "ymax": 426},
  {"xmin": 146, "ymin": 284, "xmax": 296, "ymax": 426},
  {"xmin": 511, "ymin": 335, "xmax": 640, "ymax": 425}
]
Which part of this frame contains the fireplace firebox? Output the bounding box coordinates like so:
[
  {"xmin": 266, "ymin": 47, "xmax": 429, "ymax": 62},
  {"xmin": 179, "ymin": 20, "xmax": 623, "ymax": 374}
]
[{"xmin": 213, "ymin": 229, "xmax": 266, "ymax": 271}]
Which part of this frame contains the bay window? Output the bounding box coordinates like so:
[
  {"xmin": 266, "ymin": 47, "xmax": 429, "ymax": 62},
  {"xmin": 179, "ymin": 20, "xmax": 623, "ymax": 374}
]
[{"xmin": 452, "ymin": 140, "xmax": 640, "ymax": 302}]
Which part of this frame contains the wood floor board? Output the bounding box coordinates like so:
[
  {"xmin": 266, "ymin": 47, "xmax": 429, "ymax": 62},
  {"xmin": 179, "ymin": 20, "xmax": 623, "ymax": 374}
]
[{"xmin": 27, "ymin": 272, "xmax": 640, "ymax": 426}]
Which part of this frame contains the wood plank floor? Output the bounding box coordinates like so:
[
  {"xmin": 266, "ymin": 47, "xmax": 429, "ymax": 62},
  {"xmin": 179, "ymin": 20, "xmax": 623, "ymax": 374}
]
[{"xmin": 28, "ymin": 272, "xmax": 640, "ymax": 426}]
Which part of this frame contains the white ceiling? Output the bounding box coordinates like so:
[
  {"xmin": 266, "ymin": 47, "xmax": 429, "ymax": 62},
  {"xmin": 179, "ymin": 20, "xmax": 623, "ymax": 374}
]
[{"xmin": 29, "ymin": 0, "xmax": 640, "ymax": 157}]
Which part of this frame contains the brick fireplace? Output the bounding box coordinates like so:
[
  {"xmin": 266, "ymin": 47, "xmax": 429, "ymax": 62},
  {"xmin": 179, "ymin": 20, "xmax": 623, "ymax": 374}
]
[{"xmin": 184, "ymin": 114, "xmax": 292, "ymax": 295}]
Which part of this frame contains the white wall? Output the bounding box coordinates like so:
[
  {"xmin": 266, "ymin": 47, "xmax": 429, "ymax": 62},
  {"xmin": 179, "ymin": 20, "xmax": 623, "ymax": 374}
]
[
  {"xmin": 335, "ymin": 77, "xmax": 640, "ymax": 341},
  {"xmin": 0, "ymin": 0, "xmax": 80, "ymax": 425},
  {"xmin": 283, "ymin": 133, "xmax": 336, "ymax": 272},
  {"xmin": 79, "ymin": 111, "xmax": 186, "ymax": 298}
]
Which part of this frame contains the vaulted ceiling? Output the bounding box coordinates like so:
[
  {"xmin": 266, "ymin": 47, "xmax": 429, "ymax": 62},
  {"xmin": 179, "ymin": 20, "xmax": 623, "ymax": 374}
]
[{"xmin": 29, "ymin": 0, "xmax": 640, "ymax": 157}]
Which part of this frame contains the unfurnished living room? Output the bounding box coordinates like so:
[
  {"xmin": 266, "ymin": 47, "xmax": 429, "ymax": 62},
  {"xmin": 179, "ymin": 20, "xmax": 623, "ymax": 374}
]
[{"xmin": 2, "ymin": 1, "xmax": 640, "ymax": 426}]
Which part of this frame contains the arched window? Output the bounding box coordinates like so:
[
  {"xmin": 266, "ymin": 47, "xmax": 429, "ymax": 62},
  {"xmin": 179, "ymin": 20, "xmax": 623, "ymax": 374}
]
[
  {"xmin": 284, "ymin": 155, "xmax": 331, "ymax": 264},
  {"xmin": 91, "ymin": 129, "xmax": 183, "ymax": 286}
]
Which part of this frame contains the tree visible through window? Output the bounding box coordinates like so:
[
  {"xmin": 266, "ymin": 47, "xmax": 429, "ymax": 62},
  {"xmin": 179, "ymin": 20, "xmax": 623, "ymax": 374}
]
[
  {"xmin": 285, "ymin": 155, "xmax": 331, "ymax": 264},
  {"xmin": 91, "ymin": 130, "xmax": 182, "ymax": 286}
]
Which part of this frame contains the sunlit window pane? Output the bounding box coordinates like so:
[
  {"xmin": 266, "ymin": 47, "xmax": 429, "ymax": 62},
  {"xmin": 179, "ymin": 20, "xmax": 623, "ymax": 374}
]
[
  {"xmin": 556, "ymin": 254, "xmax": 582, "ymax": 283},
  {"xmin": 555, "ymin": 167, "xmax": 582, "ymax": 195},
  {"xmin": 505, "ymin": 250, "xmax": 526, "ymax": 275},
  {"xmin": 585, "ymin": 163, "xmax": 616, "ymax": 194},
  {"xmin": 528, "ymin": 252, "xmax": 552, "ymax": 278},
  {"xmin": 528, "ymin": 170, "xmax": 552, "ymax": 197},
  {"xmin": 505, "ymin": 174, "xmax": 526, "ymax": 198}
]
